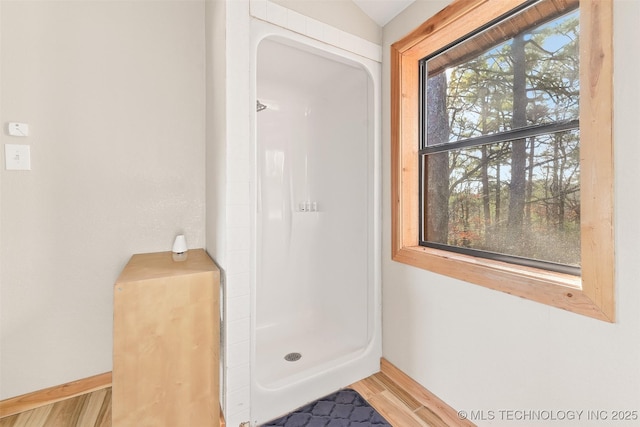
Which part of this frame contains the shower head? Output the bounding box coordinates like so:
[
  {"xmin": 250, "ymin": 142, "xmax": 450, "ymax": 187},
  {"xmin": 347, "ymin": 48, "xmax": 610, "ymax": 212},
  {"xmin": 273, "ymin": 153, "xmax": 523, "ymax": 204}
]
[{"xmin": 257, "ymin": 100, "xmax": 267, "ymax": 112}]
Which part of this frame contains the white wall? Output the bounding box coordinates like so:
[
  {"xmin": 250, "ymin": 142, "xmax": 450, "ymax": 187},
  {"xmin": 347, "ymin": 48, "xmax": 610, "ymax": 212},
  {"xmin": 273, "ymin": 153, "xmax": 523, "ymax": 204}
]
[
  {"xmin": 270, "ymin": 0, "xmax": 381, "ymax": 44},
  {"xmin": 207, "ymin": 0, "xmax": 253, "ymax": 424},
  {"xmin": 206, "ymin": 0, "xmax": 227, "ymax": 264},
  {"xmin": 382, "ymin": 1, "xmax": 640, "ymax": 425},
  {"xmin": 0, "ymin": 1, "xmax": 206, "ymax": 399}
]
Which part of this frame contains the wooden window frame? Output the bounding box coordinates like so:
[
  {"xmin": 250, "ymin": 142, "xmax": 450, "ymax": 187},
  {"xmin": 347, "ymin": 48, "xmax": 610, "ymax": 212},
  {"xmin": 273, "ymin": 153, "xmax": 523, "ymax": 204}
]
[{"xmin": 390, "ymin": 0, "xmax": 614, "ymax": 321}]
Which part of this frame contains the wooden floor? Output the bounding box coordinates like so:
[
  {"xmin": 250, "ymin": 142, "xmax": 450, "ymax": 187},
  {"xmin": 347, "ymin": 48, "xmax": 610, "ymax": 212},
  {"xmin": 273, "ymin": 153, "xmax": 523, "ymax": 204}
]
[
  {"xmin": 0, "ymin": 388, "xmax": 111, "ymax": 427},
  {"xmin": 0, "ymin": 363, "xmax": 469, "ymax": 427},
  {"xmin": 352, "ymin": 358, "xmax": 474, "ymax": 427},
  {"xmin": 351, "ymin": 372, "xmax": 449, "ymax": 427}
]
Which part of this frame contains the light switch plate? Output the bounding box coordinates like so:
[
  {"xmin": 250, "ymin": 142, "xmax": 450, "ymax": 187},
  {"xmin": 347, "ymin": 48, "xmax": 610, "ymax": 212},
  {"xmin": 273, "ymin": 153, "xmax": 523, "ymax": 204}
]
[{"xmin": 5, "ymin": 144, "xmax": 31, "ymax": 170}]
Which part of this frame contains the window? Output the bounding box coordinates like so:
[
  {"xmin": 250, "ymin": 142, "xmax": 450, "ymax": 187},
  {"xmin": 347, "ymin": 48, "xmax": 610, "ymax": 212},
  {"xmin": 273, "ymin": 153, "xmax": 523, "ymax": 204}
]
[
  {"xmin": 391, "ymin": 0, "xmax": 614, "ymax": 321},
  {"xmin": 421, "ymin": 2, "xmax": 580, "ymax": 274}
]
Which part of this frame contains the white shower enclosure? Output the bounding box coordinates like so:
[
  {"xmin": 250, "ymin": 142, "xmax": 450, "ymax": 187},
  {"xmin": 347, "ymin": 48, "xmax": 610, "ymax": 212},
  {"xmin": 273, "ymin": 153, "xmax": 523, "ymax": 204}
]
[{"xmin": 251, "ymin": 21, "xmax": 381, "ymax": 426}]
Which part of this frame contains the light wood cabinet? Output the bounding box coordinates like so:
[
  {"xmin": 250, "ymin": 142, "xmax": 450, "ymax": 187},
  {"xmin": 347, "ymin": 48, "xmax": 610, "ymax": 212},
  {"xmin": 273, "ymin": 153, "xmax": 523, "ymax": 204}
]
[{"xmin": 113, "ymin": 249, "xmax": 220, "ymax": 426}]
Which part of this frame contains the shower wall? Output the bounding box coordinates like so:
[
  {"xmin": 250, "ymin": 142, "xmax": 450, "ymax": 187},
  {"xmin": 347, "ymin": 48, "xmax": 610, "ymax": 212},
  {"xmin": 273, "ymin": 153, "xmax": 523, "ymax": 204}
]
[
  {"xmin": 252, "ymin": 27, "xmax": 381, "ymax": 425},
  {"xmin": 257, "ymin": 37, "xmax": 370, "ymax": 380}
]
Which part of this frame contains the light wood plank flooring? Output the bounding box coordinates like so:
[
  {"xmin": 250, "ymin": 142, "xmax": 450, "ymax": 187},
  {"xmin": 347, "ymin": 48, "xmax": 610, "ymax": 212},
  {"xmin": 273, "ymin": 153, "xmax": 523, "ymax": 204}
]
[
  {"xmin": 0, "ymin": 368, "xmax": 467, "ymax": 426},
  {"xmin": 0, "ymin": 388, "xmax": 111, "ymax": 427},
  {"xmin": 351, "ymin": 371, "xmax": 449, "ymax": 427}
]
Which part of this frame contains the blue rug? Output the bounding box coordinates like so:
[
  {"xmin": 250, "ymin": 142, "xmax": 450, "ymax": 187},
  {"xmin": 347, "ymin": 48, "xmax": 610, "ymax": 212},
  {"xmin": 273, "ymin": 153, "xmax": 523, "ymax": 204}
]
[{"xmin": 260, "ymin": 388, "xmax": 392, "ymax": 427}]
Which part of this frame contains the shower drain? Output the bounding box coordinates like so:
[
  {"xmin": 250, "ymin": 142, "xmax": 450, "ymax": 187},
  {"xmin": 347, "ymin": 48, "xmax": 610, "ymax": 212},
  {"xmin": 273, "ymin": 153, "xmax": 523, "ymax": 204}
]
[{"xmin": 284, "ymin": 352, "xmax": 302, "ymax": 362}]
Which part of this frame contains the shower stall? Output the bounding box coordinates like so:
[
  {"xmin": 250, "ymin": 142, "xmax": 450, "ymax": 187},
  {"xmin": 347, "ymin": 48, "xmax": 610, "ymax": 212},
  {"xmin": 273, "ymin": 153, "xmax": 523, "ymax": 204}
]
[{"xmin": 251, "ymin": 20, "xmax": 381, "ymax": 425}]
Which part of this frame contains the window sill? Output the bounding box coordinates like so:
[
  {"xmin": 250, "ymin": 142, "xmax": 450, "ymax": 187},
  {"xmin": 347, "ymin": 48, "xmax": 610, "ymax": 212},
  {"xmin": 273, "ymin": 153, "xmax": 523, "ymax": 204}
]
[{"xmin": 393, "ymin": 245, "xmax": 612, "ymax": 322}]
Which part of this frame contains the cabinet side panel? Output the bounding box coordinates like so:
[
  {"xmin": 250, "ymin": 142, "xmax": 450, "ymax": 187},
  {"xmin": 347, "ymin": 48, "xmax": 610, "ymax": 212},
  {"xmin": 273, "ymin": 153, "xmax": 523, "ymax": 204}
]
[{"xmin": 113, "ymin": 270, "xmax": 219, "ymax": 426}]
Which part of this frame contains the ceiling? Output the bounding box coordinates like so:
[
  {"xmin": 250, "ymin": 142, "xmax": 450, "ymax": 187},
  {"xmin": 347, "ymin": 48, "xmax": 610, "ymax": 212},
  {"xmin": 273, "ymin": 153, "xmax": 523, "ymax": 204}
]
[{"xmin": 352, "ymin": 0, "xmax": 416, "ymax": 26}]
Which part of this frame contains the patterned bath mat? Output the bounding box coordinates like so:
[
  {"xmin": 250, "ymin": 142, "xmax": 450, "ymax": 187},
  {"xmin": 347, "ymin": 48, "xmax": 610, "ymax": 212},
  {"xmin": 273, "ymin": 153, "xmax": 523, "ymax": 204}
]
[{"xmin": 260, "ymin": 388, "xmax": 392, "ymax": 427}]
